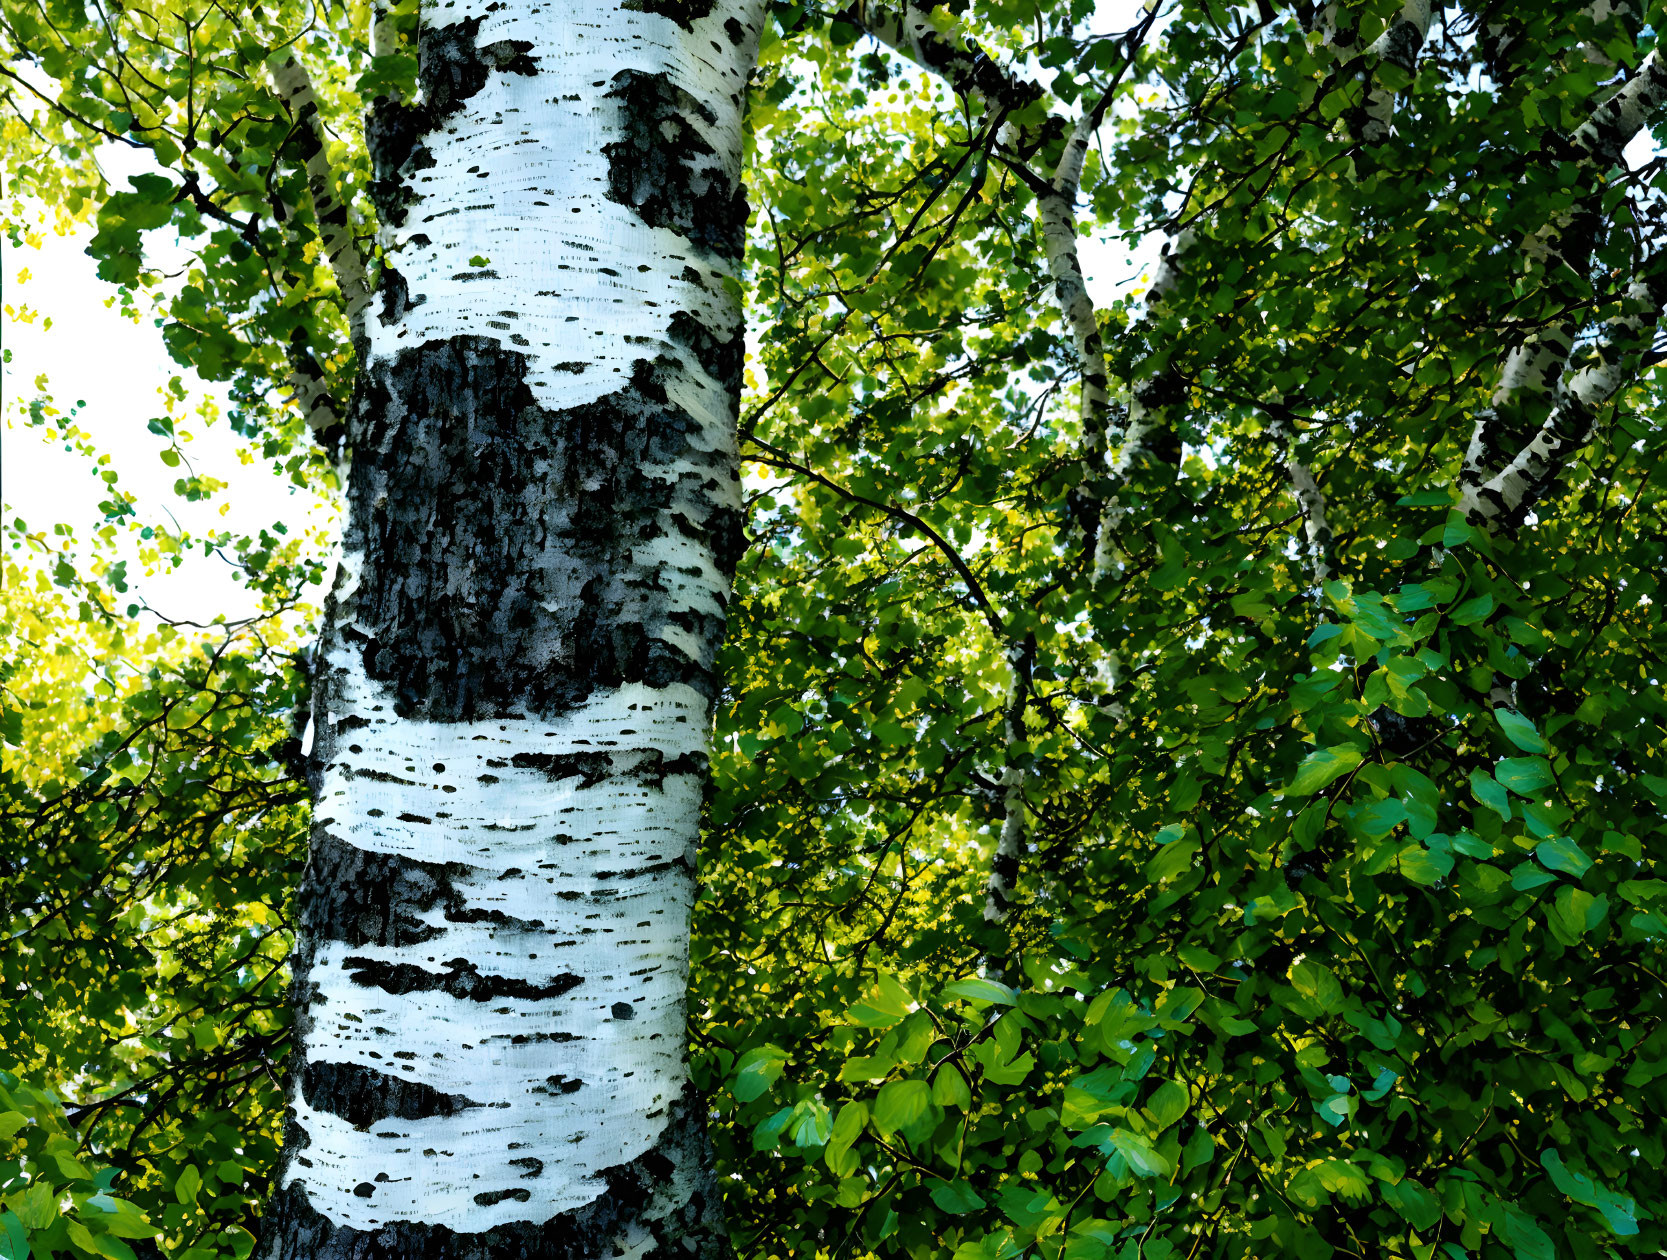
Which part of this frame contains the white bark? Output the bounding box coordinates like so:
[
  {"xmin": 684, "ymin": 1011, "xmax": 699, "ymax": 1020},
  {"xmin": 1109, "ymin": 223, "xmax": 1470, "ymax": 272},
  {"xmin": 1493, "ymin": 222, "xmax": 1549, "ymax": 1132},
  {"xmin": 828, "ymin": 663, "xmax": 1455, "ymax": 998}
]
[
  {"xmin": 1040, "ymin": 109, "xmax": 1114, "ymax": 487},
  {"xmin": 296, "ymin": 676, "xmax": 708, "ymax": 1230}
]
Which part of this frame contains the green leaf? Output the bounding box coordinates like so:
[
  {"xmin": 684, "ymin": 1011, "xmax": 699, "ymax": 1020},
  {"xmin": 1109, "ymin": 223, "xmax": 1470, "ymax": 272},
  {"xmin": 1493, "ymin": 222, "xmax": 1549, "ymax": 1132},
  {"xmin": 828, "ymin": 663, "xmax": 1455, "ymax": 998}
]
[
  {"xmin": 1495, "ymin": 709, "xmax": 1551, "ymax": 754},
  {"xmin": 0, "ymin": 1210, "xmax": 28, "ymax": 1260},
  {"xmin": 824, "ymin": 1100, "xmax": 868, "ymax": 1174},
  {"xmin": 1381, "ymin": 1177, "xmax": 1441, "ymax": 1229},
  {"xmin": 1500, "ymin": 1205, "xmax": 1555, "ymax": 1260},
  {"xmin": 1449, "ymin": 593, "xmax": 1494, "ymax": 624},
  {"xmin": 0, "ymin": 1114, "xmax": 26, "ymax": 1141},
  {"xmin": 12, "ymin": 1183, "xmax": 55, "ymax": 1231},
  {"xmin": 929, "ymin": 1181, "xmax": 987, "ymax": 1215},
  {"xmin": 1495, "ymin": 757, "xmax": 1554, "ymax": 796},
  {"xmin": 751, "ymin": 1106, "xmax": 795, "ymax": 1151},
  {"xmin": 1110, "ymin": 1128, "xmax": 1171, "ymax": 1178},
  {"xmin": 1144, "ymin": 828, "xmax": 1199, "ymax": 882},
  {"xmin": 1288, "ymin": 960, "xmax": 1343, "ymax": 1013},
  {"xmin": 1397, "ymin": 843, "xmax": 1454, "ymax": 885},
  {"xmin": 1142, "ymin": 1080, "xmax": 1188, "ymax": 1131},
  {"xmin": 941, "ymin": 977, "xmax": 1017, "ymax": 1006},
  {"xmin": 1470, "ymin": 769, "xmax": 1512, "ymax": 820},
  {"xmin": 732, "ymin": 1044, "xmax": 787, "ymax": 1102},
  {"xmin": 174, "ymin": 1165, "xmax": 202, "ymax": 1206},
  {"xmin": 932, "ymin": 1067, "xmax": 972, "ymax": 1110},
  {"xmin": 872, "ymin": 1079, "xmax": 930, "ymax": 1136},
  {"xmin": 790, "ymin": 1098, "xmax": 833, "ymax": 1147},
  {"xmin": 837, "ymin": 1056, "xmax": 894, "ymax": 1083},
  {"xmin": 1535, "ymin": 837, "xmax": 1591, "ymax": 878},
  {"xmin": 847, "ymin": 972, "xmax": 913, "ymax": 1028},
  {"xmin": 82, "ymin": 1197, "xmax": 157, "ymax": 1240},
  {"xmin": 1284, "ymin": 746, "xmax": 1364, "ymax": 796},
  {"xmin": 1315, "ymin": 1159, "xmax": 1370, "ymax": 1198}
]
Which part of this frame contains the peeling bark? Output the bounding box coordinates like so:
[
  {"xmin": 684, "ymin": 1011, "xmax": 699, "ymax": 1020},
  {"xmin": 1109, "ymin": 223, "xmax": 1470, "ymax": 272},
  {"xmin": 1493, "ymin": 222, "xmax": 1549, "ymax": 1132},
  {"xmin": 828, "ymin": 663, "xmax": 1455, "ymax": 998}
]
[{"xmin": 257, "ymin": 4, "xmax": 763, "ymax": 1257}]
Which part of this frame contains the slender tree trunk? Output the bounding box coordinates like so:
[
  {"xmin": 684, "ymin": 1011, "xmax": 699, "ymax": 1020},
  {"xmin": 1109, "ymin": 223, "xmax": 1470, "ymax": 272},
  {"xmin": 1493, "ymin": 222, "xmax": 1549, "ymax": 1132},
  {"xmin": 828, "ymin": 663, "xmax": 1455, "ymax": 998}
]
[{"xmin": 256, "ymin": 4, "xmax": 763, "ymax": 1257}]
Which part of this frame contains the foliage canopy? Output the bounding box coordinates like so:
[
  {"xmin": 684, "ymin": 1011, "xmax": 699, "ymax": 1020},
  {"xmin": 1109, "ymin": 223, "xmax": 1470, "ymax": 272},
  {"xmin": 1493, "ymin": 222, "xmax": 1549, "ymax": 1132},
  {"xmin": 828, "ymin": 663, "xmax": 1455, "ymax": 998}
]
[{"xmin": 3, "ymin": 0, "xmax": 1666, "ymax": 1258}]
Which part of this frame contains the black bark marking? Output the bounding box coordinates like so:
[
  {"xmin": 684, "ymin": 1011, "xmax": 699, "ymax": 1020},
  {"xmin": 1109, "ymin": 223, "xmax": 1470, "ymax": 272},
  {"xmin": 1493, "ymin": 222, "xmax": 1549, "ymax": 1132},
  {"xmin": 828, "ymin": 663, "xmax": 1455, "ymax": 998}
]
[
  {"xmin": 303, "ymin": 1061, "xmax": 482, "ymax": 1130},
  {"xmin": 256, "ymin": 1090, "xmax": 730, "ymax": 1260},
  {"xmin": 340, "ymin": 955, "xmax": 582, "ymax": 1003},
  {"xmin": 509, "ymin": 749, "xmax": 709, "ymax": 791},
  {"xmin": 472, "ymin": 1189, "xmax": 532, "ymax": 1208},
  {"xmin": 603, "ymin": 70, "xmax": 748, "ymax": 261},
  {"xmin": 340, "ymin": 335, "xmax": 740, "ymax": 721},
  {"xmin": 620, "ymin": 0, "xmax": 721, "ymax": 30},
  {"xmin": 509, "ymin": 751, "xmax": 615, "ymax": 789},
  {"xmin": 366, "ymin": 18, "xmax": 536, "ymax": 229},
  {"xmin": 299, "ymin": 834, "xmax": 548, "ymax": 950},
  {"xmin": 667, "ymin": 309, "xmax": 743, "ymax": 397}
]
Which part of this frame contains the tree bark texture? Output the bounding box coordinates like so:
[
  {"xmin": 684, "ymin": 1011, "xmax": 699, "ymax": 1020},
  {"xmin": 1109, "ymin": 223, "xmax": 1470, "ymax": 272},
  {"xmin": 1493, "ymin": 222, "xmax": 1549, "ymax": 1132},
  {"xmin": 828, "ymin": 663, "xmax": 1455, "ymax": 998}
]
[{"xmin": 257, "ymin": 4, "xmax": 763, "ymax": 1257}]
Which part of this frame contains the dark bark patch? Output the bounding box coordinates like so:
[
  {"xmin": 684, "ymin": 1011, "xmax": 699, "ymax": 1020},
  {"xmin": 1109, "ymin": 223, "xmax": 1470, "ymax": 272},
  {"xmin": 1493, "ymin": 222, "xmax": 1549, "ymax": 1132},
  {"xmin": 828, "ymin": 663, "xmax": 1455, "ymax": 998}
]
[
  {"xmin": 303, "ymin": 1061, "xmax": 482, "ymax": 1130},
  {"xmin": 667, "ymin": 310, "xmax": 742, "ymax": 397},
  {"xmin": 620, "ymin": 0, "xmax": 720, "ymax": 29},
  {"xmin": 299, "ymin": 834, "xmax": 550, "ymax": 949},
  {"xmin": 603, "ymin": 70, "xmax": 747, "ymax": 261},
  {"xmin": 339, "ymin": 335, "xmax": 739, "ymax": 721},
  {"xmin": 340, "ymin": 955, "xmax": 583, "ymax": 1003}
]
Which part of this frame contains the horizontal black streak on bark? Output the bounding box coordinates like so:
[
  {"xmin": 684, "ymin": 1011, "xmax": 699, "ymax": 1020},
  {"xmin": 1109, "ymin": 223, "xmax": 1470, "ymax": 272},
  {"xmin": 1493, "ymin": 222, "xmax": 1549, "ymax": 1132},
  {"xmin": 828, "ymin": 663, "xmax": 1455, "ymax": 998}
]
[
  {"xmin": 340, "ymin": 955, "xmax": 583, "ymax": 1003},
  {"xmin": 620, "ymin": 0, "xmax": 722, "ymax": 30},
  {"xmin": 340, "ymin": 335, "xmax": 741, "ymax": 723},
  {"xmin": 303, "ymin": 1060, "xmax": 483, "ymax": 1130},
  {"xmin": 300, "ymin": 834, "xmax": 548, "ymax": 950},
  {"xmin": 258, "ymin": 1091, "xmax": 730, "ymax": 1260},
  {"xmin": 510, "ymin": 749, "xmax": 709, "ymax": 789}
]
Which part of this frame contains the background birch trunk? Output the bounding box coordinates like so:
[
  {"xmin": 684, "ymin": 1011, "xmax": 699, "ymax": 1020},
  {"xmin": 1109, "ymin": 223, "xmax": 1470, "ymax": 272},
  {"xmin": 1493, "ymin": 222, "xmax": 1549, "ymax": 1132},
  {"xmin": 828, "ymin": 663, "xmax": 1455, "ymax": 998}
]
[{"xmin": 256, "ymin": 3, "xmax": 764, "ymax": 1256}]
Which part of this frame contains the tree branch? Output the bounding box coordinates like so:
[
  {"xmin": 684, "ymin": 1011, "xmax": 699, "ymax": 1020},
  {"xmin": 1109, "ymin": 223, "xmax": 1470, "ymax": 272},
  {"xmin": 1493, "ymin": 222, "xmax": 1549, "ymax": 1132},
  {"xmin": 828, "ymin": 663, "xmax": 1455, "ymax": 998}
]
[
  {"xmin": 268, "ymin": 49, "xmax": 373, "ymax": 344},
  {"xmin": 1460, "ymin": 263, "xmax": 1667, "ymax": 526}
]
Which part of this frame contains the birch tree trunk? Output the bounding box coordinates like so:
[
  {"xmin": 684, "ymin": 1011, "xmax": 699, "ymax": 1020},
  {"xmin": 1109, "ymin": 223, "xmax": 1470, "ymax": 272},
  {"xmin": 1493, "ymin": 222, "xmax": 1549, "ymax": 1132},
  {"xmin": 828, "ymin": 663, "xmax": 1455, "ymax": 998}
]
[{"xmin": 256, "ymin": 4, "xmax": 763, "ymax": 1257}]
